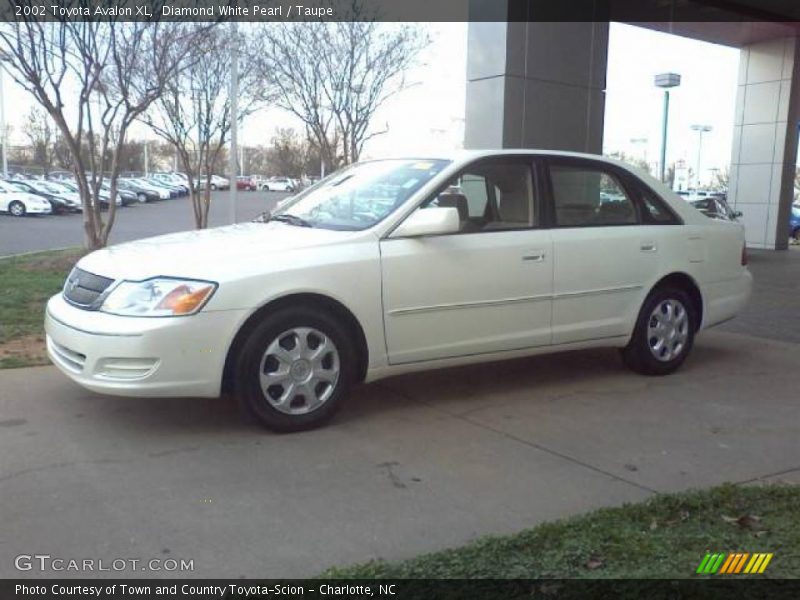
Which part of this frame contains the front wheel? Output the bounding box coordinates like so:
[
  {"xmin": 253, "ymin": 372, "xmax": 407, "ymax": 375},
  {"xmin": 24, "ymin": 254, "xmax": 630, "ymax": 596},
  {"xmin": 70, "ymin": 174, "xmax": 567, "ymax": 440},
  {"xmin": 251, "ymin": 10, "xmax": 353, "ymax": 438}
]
[
  {"xmin": 137, "ymin": 193, "xmax": 147, "ymax": 203},
  {"xmin": 9, "ymin": 200, "xmax": 25, "ymax": 217},
  {"xmin": 793, "ymin": 228, "xmax": 800, "ymax": 242},
  {"xmin": 621, "ymin": 286, "xmax": 696, "ymax": 376},
  {"xmin": 234, "ymin": 307, "xmax": 356, "ymax": 432}
]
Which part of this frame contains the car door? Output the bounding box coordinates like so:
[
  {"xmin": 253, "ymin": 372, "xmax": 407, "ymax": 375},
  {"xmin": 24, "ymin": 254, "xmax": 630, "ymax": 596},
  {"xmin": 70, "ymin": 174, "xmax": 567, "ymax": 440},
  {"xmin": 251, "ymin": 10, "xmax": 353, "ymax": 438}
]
[
  {"xmin": 380, "ymin": 157, "xmax": 553, "ymax": 364},
  {"xmin": 545, "ymin": 158, "xmax": 671, "ymax": 345}
]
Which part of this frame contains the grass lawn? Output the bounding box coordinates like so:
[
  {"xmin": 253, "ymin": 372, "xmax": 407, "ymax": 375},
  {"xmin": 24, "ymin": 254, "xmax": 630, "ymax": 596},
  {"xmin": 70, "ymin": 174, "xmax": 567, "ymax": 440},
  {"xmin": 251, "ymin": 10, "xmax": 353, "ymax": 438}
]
[
  {"xmin": 0, "ymin": 248, "xmax": 84, "ymax": 368},
  {"xmin": 321, "ymin": 483, "xmax": 799, "ymax": 579}
]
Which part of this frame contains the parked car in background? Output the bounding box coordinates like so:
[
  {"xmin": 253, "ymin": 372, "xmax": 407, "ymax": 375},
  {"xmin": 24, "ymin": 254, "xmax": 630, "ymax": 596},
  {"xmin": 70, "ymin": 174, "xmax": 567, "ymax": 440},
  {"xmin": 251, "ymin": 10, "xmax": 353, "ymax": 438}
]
[
  {"xmin": 261, "ymin": 177, "xmax": 295, "ymax": 192},
  {"xmin": 237, "ymin": 176, "xmax": 258, "ymax": 191},
  {"xmin": 45, "ymin": 150, "xmax": 752, "ymax": 432},
  {"xmin": 117, "ymin": 179, "xmax": 161, "ymax": 203},
  {"xmin": 151, "ymin": 173, "xmax": 189, "ymax": 195},
  {"xmin": 8, "ymin": 179, "xmax": 81, "ymax": 214},
  {"xmin": 53, "ymin": 180, "xmax": 121, "ymax": 210},
  {"xmin": 142, "ymin": 178, "xmax": 180, "ymax": 199},
  {"xmin": 0, "ymin": 180, "xmax": 53, "ymax": 216},
  {"xmin": 125, "ymin": 178, "xmax": 171, "ymax": 201},
  {"xmin": 790, "ymin": 205, "xmax": 800, "ymax": 241},
  {"xmin": 690, "ymin": 196, "xmax": 742, "ymax": 222},
  {"xmin": 99, "ymin": 182, "xmax": 135, "ymax": 206}
]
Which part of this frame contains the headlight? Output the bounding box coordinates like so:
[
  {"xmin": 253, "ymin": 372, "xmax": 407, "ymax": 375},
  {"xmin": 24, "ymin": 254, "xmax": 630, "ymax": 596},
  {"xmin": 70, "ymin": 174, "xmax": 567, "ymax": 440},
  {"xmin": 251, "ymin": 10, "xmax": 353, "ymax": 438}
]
[{"xmin": 100, "ymin": 278, "xmax": 217, "ymax": 317}]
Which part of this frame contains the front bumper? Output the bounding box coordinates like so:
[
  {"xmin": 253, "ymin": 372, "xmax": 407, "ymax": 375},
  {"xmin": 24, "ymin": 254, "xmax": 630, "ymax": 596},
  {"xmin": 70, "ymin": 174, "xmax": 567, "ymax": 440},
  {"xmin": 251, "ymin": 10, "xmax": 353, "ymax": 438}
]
[
  {"xmin": 27, "ymin": 204, "xmax": 52, "ymax": 214},
  {"xmin": 45, "ymin": 294, "xmax": 247, "ymax": 398}
]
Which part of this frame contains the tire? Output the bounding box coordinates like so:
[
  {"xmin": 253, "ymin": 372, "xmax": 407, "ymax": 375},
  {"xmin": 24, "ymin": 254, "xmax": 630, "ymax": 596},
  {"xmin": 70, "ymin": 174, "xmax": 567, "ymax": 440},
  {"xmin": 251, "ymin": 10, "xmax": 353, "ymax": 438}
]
[
  {"xmin": 621, "ymin": 286, "xmax": 696, "ymax": 376},
  {"xmin": 793, "ymin": 228, "xmax": 800, "ymax": 241},
  {"xmin": 137, "ymin": 193, "xmax": 147, "ymax": 203},
  {"xmin": 233, "ymin": 306, "xmax": 356, "ymax": 432},
  {"xmin": 210, "ymin": 184, "xmax": 217, "ymax": 191},
  {"xmin": 9, "ymin": 200, "xmax": 25, "ymax": 217},
  {"xmin": 263, "ymin": 185, "xmax": 270, "ymax": 192}
]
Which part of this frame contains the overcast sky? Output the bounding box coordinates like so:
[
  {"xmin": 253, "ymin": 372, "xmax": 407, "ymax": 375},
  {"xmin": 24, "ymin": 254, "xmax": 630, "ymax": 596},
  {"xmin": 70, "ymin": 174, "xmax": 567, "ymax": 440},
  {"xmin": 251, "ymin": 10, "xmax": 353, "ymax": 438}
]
[{"xmin": 1, "ymin": 22, "xmax": 743, "ymax": 182}]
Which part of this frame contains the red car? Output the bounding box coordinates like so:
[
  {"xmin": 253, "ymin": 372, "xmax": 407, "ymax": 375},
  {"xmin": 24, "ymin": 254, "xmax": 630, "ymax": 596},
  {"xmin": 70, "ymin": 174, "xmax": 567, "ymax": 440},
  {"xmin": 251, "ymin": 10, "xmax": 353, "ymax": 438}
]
[{"xmin": 236, "ymin": 176, "xmax": 257, "ymax": 191}]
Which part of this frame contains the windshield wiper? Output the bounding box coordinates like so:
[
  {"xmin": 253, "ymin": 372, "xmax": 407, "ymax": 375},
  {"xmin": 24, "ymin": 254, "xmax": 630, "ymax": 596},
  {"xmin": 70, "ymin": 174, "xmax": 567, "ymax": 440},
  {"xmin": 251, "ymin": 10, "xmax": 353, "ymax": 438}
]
[{"xmin": 269, "ymin": 213, "xmax": 313, "ymax": 228}]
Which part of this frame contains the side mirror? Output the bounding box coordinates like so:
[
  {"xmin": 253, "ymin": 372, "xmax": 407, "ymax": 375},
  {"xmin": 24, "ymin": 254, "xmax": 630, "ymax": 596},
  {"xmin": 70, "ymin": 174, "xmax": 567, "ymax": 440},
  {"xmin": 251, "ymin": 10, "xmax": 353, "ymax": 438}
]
[{"xmin": 391, "ymin": 207, "xmax": 460, "ymax": 238}]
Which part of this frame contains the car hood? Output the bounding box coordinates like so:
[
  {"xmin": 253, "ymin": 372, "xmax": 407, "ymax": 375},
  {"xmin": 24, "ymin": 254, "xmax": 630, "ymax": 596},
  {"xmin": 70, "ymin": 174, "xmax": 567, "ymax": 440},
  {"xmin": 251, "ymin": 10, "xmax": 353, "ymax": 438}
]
[
  {"xmin": 55, "ymin": 192, "xmax": 81, "ymax": 204},
  {"xmin": 14, "ymin": 192, "xmax": 50, "ymax": 203},
  {"xmin": 78, "ymin": 222, "xmax": 358, "ymax": 281}
]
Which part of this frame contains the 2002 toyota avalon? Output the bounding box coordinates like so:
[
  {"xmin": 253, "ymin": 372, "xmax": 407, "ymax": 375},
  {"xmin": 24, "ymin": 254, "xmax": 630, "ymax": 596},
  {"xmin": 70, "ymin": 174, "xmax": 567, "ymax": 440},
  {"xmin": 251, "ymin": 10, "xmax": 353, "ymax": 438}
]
[{"xmin": 45, "ymin": 150, "xmax": 752, "ymax": 431}]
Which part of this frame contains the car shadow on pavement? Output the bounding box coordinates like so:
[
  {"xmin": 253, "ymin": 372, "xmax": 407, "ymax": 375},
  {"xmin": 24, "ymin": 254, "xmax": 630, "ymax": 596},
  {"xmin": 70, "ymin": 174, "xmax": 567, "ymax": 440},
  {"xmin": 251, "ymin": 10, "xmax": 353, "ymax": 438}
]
[
  {"xmin": 73, "ymin": 340, "xmax": 745, "ymax": 435},
  {"xmin": 337, "ymin": 340, "xmax": 745, "ymax": 425}
]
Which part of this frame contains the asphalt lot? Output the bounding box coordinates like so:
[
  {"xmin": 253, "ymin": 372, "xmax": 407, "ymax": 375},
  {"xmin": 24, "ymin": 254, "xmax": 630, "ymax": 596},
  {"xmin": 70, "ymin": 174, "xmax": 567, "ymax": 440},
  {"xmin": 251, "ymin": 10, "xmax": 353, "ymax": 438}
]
[
  {"xmin": 0, "ymin": 190, "xmax": 289, "ymax": 256},
  {"xmin": 0, "ymin": 251, "xmax": 798, "ymax": 578}
]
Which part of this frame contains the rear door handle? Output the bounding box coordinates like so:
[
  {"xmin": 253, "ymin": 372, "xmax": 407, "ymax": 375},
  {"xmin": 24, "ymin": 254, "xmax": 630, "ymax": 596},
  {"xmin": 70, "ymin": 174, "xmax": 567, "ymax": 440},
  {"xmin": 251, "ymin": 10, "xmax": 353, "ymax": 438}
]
[
  {"xmin": 522, "ymin": 251, "xmax": 546, "ymax": 262},
  {"xmin": 640, "ymin": 242, "xmax": 657, "ymax": 252}
]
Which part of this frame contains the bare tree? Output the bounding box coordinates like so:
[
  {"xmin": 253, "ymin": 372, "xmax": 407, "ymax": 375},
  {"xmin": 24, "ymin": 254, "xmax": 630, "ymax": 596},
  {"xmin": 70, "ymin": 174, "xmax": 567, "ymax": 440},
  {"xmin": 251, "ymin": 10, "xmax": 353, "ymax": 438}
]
[
  {"xmin": 264, "ymin": 128, "xmax": 315, "ymax": 179},
  {"xmin": 22, "ymin": 107, "xmax": 56, "ymax": 174},
  {"xmin": 142, "ymin": 25, "xmax": 262, "ymax": 229},
  {"xmin": 0, "ymin": 15, "xmax": 211, "ymax": 249},
  {"xmin": 713, "ymin": 167, "xmax": 730, "ymax": 191},
  {"xmin": 253, "ymin": 6, "xmax": 428, "ymax": 168}
]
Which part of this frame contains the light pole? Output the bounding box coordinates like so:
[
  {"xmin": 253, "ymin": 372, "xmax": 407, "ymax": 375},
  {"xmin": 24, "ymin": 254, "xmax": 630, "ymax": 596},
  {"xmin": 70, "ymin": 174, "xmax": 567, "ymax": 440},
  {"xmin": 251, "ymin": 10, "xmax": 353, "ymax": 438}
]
[
  {"xmin": 654, "ymin": 72, "xmax": 681, "ymax": 183},
  {"xmin": 0, "ymin": 51, "xmax": 9, "ymax": 177},
  {"xmin": 228, "ymin": 18, "xmax": 239, "ymax": 225},
  {"xmin": 690, "ymin": 124, "xmax": 712, "ymax": 189}
]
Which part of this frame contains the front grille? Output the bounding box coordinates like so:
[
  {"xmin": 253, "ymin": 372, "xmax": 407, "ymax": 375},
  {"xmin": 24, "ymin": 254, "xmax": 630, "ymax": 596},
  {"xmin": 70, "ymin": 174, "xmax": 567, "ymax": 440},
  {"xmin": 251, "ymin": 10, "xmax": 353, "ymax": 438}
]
[{"xmin": 63, "ymin": 267, "xmax": 114, "ymax": 309}]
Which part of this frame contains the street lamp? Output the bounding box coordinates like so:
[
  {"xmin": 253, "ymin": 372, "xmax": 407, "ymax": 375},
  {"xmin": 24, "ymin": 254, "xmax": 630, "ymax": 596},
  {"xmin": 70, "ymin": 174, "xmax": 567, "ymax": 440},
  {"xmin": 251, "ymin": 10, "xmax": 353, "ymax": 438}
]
[
  {"xmin": 690, "ymin": 124, "xmax": 712, "ymax": 189},
  {"xmin": 654, "ymin": 72, "xmax": 681, "ymax": 183},
  {"xmin": 228, "ymin": 17, "xmax": 239, "ymax": 225},
  {"xmin": 0, "ymin": 51, "xmax": 10, "ymax": 177}
]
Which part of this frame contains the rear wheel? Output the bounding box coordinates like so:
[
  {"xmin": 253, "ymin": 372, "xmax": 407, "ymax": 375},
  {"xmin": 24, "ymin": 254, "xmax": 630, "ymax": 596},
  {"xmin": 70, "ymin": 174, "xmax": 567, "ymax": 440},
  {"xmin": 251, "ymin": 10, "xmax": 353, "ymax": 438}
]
[
  {"xmin": 622, "ymin": 286, "xmax": 696, "ymax": 376},
  {"xmin": 234, "ymin": 307, "xmax": 356, "ymax": 432},
  {"xmin": 137, "ymin": 193, "xmax": 147, "ymax": 203},
  {"xmin": 9, "ymin": 201, "xmax": 25, "ymax": 217}
]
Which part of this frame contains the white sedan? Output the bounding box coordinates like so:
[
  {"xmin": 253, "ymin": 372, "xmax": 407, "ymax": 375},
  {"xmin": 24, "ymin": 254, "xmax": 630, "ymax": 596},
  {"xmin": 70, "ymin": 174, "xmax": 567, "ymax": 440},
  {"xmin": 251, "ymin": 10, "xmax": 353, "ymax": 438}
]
[
  {"xmin": 0, "ymin": 180, "xmax": 53, "ymax": 216},
  {"xmin": 261, "ymin": 177, "xmax": 295, "ymax": 192},
  {"xmin": 45, "ymin": 150, "xmax": 751, "ymax": 432}
]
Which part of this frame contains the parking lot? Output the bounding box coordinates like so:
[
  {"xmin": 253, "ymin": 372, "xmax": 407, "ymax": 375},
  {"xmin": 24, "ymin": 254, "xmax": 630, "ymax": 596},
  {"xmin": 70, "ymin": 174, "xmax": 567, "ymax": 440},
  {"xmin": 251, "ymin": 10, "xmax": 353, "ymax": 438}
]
[
  {"xmin": 0, "ymin": 190, "xmax": 289, "ymax": 256},
  {"xmin": 0, "ymin": 248, "xmax": 798, "ymax": 578}
]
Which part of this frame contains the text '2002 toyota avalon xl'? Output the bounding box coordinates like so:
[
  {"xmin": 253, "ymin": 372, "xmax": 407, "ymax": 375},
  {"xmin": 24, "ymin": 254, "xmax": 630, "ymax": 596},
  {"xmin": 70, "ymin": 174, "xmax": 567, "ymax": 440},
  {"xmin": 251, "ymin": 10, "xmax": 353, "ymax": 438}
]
[{"xmin": 46, "ymin": 150, "xmax": 752, "ymax": 431}]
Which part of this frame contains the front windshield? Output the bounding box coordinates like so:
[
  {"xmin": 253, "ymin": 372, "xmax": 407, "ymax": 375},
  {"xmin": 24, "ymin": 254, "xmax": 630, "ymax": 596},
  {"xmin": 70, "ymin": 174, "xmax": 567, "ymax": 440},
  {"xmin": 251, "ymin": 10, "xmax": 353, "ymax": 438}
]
[{"xmin": 272, "ymin": 159, "xmax": 450, "ymax": 231}]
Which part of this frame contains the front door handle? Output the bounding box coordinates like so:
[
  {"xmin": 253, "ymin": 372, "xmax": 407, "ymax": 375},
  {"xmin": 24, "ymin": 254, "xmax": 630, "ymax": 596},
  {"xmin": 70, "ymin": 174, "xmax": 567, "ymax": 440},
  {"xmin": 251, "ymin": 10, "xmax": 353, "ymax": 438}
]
[
  {"xmin": 522, "ymin": 251, "xmax": 546, "ymax": 262},
  {"xmin": 640, "ymin": 242, "xmax": 657, "ymax": 252}
]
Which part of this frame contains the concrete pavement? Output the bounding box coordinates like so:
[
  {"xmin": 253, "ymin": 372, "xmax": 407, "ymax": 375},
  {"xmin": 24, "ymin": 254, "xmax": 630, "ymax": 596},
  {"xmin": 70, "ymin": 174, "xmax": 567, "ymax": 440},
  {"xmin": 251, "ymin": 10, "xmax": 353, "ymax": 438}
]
[{"xmin": 0, "ymin": 251, "xmax": 798, "ymax": 578}]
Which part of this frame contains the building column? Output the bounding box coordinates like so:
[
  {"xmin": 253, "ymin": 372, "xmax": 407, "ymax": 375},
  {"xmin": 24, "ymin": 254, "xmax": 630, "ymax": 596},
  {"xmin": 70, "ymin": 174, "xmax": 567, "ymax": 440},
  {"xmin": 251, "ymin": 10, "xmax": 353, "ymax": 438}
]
[
  {"xmin": 464, "ymin": 10, "xmax": 608, "ymax": 152},
  {"xmin": 729, "ymin": 36, "xmax": 800, "ymax": 250}
]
